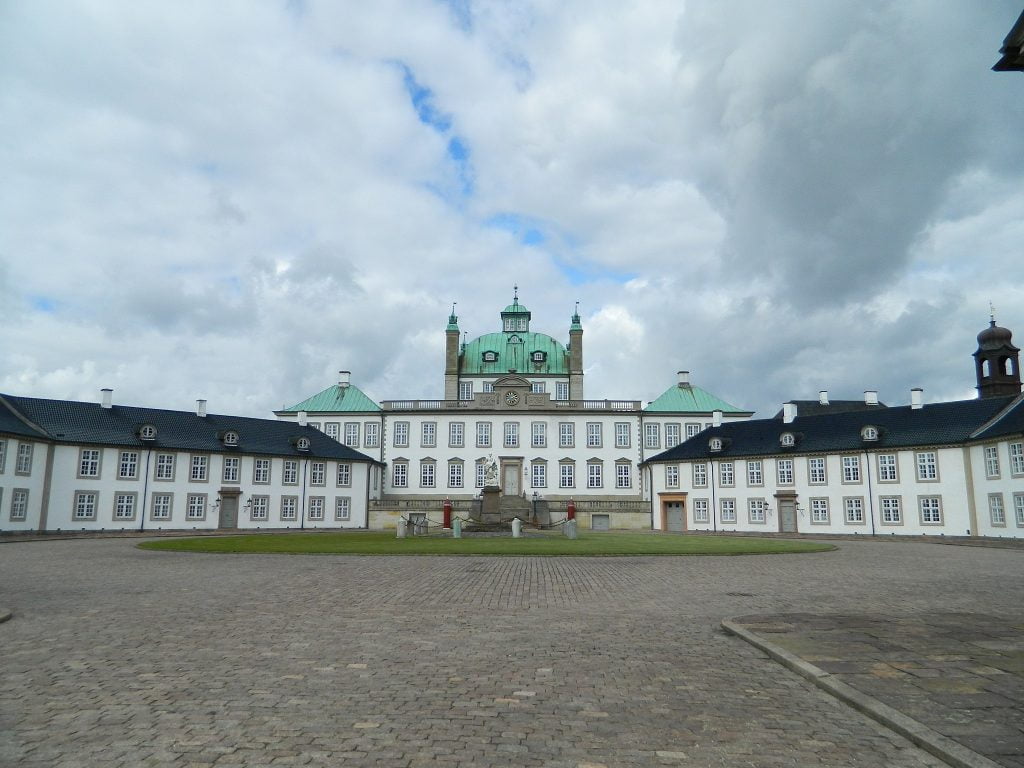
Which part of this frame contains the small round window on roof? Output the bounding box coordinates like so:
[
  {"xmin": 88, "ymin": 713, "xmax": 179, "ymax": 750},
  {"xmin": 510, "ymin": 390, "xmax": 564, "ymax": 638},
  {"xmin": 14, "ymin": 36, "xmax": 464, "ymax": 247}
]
[
  {"xmin": 139, "ymin": 424, "xmax": 157, "ymax": 440},
  {"xmin": 223, "ymin": 430, "xmax": 239, "ymax": 446},
  {"xmin": 709, "ymin": 437, "xmax": 723, "ymax": 452},
  {"xmin": 780, "ymin": 432, "xmax": 795, "ymax": 447},
  {"xmin": 297, "ymin": 437, "xmax": 311, "ymax": 451},
  {"xmin": 861, "ymin": 426, "xmax": 879, "ymax": 442}
]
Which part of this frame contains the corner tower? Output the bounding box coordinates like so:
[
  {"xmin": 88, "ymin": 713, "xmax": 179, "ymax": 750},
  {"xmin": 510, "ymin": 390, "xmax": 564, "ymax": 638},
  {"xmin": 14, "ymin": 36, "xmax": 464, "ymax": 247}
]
[
  {"xmin": 444, "ymin": 306, "xmax": 460, "ymax": 401},
  {"xmin": 974, "ymin": 314, "xmax": 1021, "ymax": 398},
  {"xmin": 568, "ymin": 304, "xmax": 584, "ymax": 400}
]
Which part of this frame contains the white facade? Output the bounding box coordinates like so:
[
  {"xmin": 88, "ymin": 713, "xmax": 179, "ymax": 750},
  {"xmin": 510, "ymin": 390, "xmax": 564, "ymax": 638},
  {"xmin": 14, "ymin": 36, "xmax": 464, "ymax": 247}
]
[{"xmin": 0, "ymin": 437, "xmax": 50, "ymax": 533}]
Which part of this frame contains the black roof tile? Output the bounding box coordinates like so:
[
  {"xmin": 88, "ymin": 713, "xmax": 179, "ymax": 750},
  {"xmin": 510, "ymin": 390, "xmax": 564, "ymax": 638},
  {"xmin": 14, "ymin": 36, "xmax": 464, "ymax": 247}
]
[{"xmin": 0, "ymin": 394, "xmax": 379, "ymax": 463}]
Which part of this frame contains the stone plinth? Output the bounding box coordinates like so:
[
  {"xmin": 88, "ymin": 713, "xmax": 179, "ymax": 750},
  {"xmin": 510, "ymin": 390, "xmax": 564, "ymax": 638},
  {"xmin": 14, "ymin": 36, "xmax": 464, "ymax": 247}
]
[{"xmin": 480, "ymin": 486, "xmax": 501, "ymax": 524}]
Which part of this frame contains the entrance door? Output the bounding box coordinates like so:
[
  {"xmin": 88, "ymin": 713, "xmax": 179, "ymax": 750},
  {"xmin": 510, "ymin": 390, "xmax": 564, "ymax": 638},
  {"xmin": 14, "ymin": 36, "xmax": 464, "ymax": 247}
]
[
  {"xmin": 665, "ymin": 501, "xmax": 684, "ymax": 532},
  {"xmin": 218, "ymin": 496, "xmax": 238, "ymax": 529},
  {"xmin": 503, "ymin": 463, "xmax": 520, "ymax": 496},
  {"xmin": 779, "ymin": 499, "xmax": 797, "ymax": 533}
]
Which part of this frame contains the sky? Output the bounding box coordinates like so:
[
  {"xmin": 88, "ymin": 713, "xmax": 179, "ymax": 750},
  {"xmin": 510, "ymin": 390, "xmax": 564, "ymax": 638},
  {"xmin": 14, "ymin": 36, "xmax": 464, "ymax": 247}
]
[{"xmin": 2, "ymin": 0, "xmax": 1023, "ymax": 419}]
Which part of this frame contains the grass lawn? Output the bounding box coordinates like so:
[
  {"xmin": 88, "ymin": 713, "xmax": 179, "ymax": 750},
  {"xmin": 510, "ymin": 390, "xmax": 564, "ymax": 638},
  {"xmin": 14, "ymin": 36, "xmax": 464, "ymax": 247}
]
[{"xmin": 138, "ymin": 531, "xmax": 834, "ymax": 556}]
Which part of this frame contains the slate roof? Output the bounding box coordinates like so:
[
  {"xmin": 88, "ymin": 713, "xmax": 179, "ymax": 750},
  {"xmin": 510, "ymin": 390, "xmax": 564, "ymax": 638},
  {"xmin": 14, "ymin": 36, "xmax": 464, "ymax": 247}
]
[
  {"xmin": 645, "ymin": 396, "xmax": 1020, "ymax": 464},
  {"xmin": 770, "ymin": 400, "xmax": 887, "ymax": 419},
  {"xmin": 280, "ymin": 383, "xmax": 381, "ymax": 413},
  {"xmin": 0, "ymin": 394, "xmax": 379, "ymax": 462},
  {"xmin": 645, "ymin": 383, "xmax": 751, "ymax": 414},
  {"xmin": 974, "ymin": 394, "xmax": 1024, "ymax": 441}
]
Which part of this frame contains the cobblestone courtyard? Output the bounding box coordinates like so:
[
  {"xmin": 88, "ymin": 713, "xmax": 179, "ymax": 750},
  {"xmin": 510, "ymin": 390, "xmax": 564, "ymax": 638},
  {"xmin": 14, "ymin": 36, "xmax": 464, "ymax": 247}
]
[{"xmin": 1, "ymin": 537, "xmax": 1021, "ymax": 767}]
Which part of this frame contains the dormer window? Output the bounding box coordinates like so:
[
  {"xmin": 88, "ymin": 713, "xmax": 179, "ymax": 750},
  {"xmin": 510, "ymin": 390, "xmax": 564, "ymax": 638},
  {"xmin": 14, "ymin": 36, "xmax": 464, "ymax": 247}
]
[
  {"xmin": 861, "ymin": 426, "xmax": 879, "ymax": 442},
  {"xmin": 295, "ymin": 436, "xmax": 311, "ymax": 451},
  {"xmin": 709, "ymin": 437, "xmax": 723, "ymax": 452},
  {"xmin": 531, "ymin": 351, "xmax": 546, "ymax": 363},
  {"xmin": 138, "ymin": 424, "xmax": 157, "ymax": 440},
  {"xmin": 482, "ymin": 351, "xmax": 498, "ymax": 363},
  {"xmin": 780, "ymin": 432, "xmax": 795, "ymax": 448},
  {"xmin": 222, "ymin": 430, "xmax": 239, "ymax": 446}
]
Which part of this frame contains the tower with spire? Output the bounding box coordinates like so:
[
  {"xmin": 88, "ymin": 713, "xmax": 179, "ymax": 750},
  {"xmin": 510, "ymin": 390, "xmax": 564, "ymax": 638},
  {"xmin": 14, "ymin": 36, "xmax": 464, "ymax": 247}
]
[{"xmin": 973, "ymin": 309, "xmax": 1021, "ymax": 398}]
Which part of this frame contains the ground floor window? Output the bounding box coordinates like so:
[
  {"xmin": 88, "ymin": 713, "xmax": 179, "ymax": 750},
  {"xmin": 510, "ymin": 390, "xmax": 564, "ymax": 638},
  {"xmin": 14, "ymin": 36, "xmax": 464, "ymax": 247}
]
[
  {"xmin": 880, "ymin": 496, "xmax": 901, "ymax": 524},
  {"xmin": 113, "ymin": 492, "xmax": 137, "ymax": 521},
  {"xmin": 335, "ymin": 497, "xmax": 350, "ymax": 521},
  {"xmin": 988, "ymin": 494, "xmax": 1005, "ymax": 526},
  {"xmin": 719, "ymin": 499, "xmax": 736, "ymax": 523},
  {"xmin": 692, "ymin": 498, "xmax": 709, "ymax": 523},
  {"xmin": 186, "ymin": 494, "xmax": 206, "ymax": 521},
  {"xmin": 250, "ymin": 496, "xmax": 269, "ymax": 521},
  {"xmin": 308, "ymin": 496, "xmax": 325, "ymax": 521},
  {"xmin": 74, "ymin": 491, "xmax": 98, "ymax": 521},
  {"xmin": 844, "ymin": 497, "xmax": 864, "ymax": 524},
  {"xmin": 10, "ymin": 489, "xmax": 28, "ymax": 521},
  {"xmin": 151, "ymin": 493, "xmax": 172, "ymax": 521},
  {"xmin": 748, "ymin": 499, "xmax": 766, "ymax": 524},
  {"xmin": 919, "ymin": 496, "xmax": 942, "ymax": 524},
  {"xmin": 280, "ymin": 496, "xmax": 298, "ymax": 521},
  {"xmin": 810, "ymin": 498, "xmax": 829, "ymax": 524}
]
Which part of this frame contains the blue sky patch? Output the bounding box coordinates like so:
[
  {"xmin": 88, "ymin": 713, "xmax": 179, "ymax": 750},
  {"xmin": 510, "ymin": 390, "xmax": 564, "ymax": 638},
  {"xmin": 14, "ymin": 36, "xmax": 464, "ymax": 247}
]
[
  {"xmin": 400, "ymin": 64, "xmax": 451, "ymax": 133},
  {"xmin": 31, "ymin": 295, "xmax": 57, "ymax": 312},
  {"xmin": 485, "ymin": 212, "xmax": 548, "ymax": 246},
  {"xmin": 553, "ymin": 259, "xmax": 637, "ymax": 286}
]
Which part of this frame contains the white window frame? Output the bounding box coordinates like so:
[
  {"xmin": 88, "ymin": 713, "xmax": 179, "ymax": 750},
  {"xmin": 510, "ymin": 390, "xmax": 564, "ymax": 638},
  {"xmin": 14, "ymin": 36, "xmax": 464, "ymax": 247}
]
[
  {"xmin": 325, "ymin": 422, "xmax": 340, "ymax": 442},
  {"xmin": 251, "ymin": 495, "xmax": 270, "ymax": 521},
  {"xmin": 476, "ymin": 421, "xmax": 492, "ymax": 448},
  {"xmin": 665, "ymin": 423, "xmax": 681, "ymax": 449},
  {"xmin": 308, "ymin": 496, "xmax": 325, "ymax": 521},
  {"xmin": 615, "ymin": 463, "xmax": 631, "ymax": 489},
  {"xmin": 222, "ymin": 456, "xmax": 240, "ymax": 483},
  {"xmin": 559, "ymin": 462, "xmax": 575, "ymax": 489},
  {"xmin": 989, "ymin": 493, "xmax": 1006, "ymax": 526},
  {"xmin": 79, "ymin": 448, "xmax": 102, "ymax": 478},
  {"xmin": 531, "ymin": 422, "xmax": 546, "ymax": 448},
  {"xmin": 719, "ymin": 498, "xmax": 736, "ymax": 523},
  {"xmin": 615, "ymin": 422, "xmax": 631, "ymax": 449},
  {"xmin": 919, "ymin": 495, "xmax": 943, "ymax": 525},
  {"xmin": 364, "ymin": 422, "xmax": 380, "ymax": 448},
  {"xmin": 186, "ymin": 494, "xmax": 207, "ymax": 521},
  {"xmin": 392, "ymin": 462, "xmax": 408, "ymax": 488},
  {"xmin": 776, "ymin": 459, "xmax": 793, "ymax": 486},
  {"xmin": 190, "ymin": 454, "xmax": 209, "ymax": 482},
  {"xmin": 880, "ymin": 496, "xmax": 902, "ymax": 525},
  {"xmin": 1014, "ymin": 492, "xmax": 1024, "ymax": 527},
  {"xmin": 310, "ymin": 461, "xmax": 325, "ymax": 486},
  {"xmin": 253, "ymin": 458, "xmax": 270, "ymax": 484},
  {"xmin": 475, "ymin": 460, "xmax": 486, "ymax": 489},
  {"xmin": 459, "ymin": 381, "xmax": 473, "ymax": 401},
  {"xmin": 587, "ymin": 422, "xmax": 602, "ymax": 448},
  {"xmin": 915, "ymin": 451, "xmax": 938, "ymax": 482},
  {"xmin": 531, "ymin": 462, "xmax": 546, "ymax": 488},
  {"xmin": 282, "ymin": 459, "xmax": 299, "ymax": 485},
  {"xmin": 748, "ymin": 498, "xmax": 766, "ymax": 524},
  {"xmin": 559, "ymin": 422, "xmax": 574, "ymax": 448},
  {"xmin": 555, "ymin": 381, "xmax": 569, "ymax": 401},
  {"xmin": 504, "ymin": 422, "xmax": 519, "ymax": 448},
  {"xmin": 449, "ymin": 422, "xmax": 465, "ymax": 448},
  {"xmin": 718, "ymin": 462, "xmax": 734, "ymax": 487},
  {"xmin": 336, "ymin": 463, "xmax": 351, "ymax": 487},
  {"xmin": 10, "ymin": 488, "xmax": 29, "ymax": 521},
  {"xmin": 73, "ymin": 490, "xmax": 98, "ymax": 520},
  {"xmin": 15, "ymin": 442, "xmax": 33, "ymax": 475},
  {"xmin": 113, "ymin": 492, "xmax": 137, "ymax": 521},
  {"xmin": 984, "ymin": 445, "xmax": 1000, "ymax": 479},
  {"xmin": 841, "ymin": 455, "xmax": 861, "ymax": 483},
  {"xmin": 280, "ymin": 496, "xmax": 298, "ymax": 521},
  {"xmin": 877, "ymin": 453, "xmax": 898, "ymax": 482},
  {"xmin": 421, "ymin": 422, "xmax": 437, "ymax": 448},
  {"xmin": 1010, "ymin": 442, "xmax": 1024, "ymax": 476},
  {"xmin": 693, "ymin": 498, "xmax": 709, "ymax": 523},
  {"xmin": 155, "ymin": 453, "xmax": 176, "ymax": 481},
  {"xmin": 151, "ymin": 493, "xmax": 172, "ymax": 521},
  {"xmin": 810, "ymin": 498, "xmax": 829, "ymax": 524},
  {"xmin": 393, "ymin": 421, "xmax": 410, "ymax": 448},
  {"xmin": 335, "ymin": 496, "xmax": 351, "ymax": 521},
  {"xmin": 644, "ymin": 423, "xmax": 660, "ymax": 449},
  {"xmin": 448, "ymin": 461, "xmax": 463, "ymax": 488},
  {"xmin": 808, "ymin": 457, "xmax": 826, "ymax": 485},
  {"xmin": 844, "ymin": 497, "xmax": 865, "ymax": 524},
  {"xmin": 587, "ymin": 462, "xmax": 603, "ymax": 489},
  {"xmin": 746, "ymin": 460, "xmax": 763, "ymax": 486},
  {"xmin": 344, "ymin": 423, "xmax": 359, "ymax": 447},
  {"xmin": 665, "ymin": 465, "xmax": 679, "ymax": 489}
]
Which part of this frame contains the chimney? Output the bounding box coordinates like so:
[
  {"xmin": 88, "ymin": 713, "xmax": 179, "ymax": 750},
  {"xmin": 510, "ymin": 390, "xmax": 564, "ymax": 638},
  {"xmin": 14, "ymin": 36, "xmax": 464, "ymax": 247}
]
[
  {"xmin": 911, "ymin": 387, "xmax": 923, "ymax": 410},
  {"xmin": 864, "ymin": 390, "xmax": 879, "ymax": 406},
  {"xmin": 818, "ymin": 390, "xmax": 829, "ymax": 405},
  {"xmin": 298, "ymin": 410, "xmax": 308, "ymax": 427},
  {"xmin": 338, "ymin": 370, "xmax": 351, "ymax": 388},
  {"xmin": 677, "ymin": 370, "xmax": 690, "ymax": 387},
  {"xmin": 712, "ymin": 409, "xmax": 723, "ymax": 428},
  {"xmin": 783, "ymin": 402, "xmax": 797, "ymax": 424},
  {"xmin": 196, "ymin": 399, "xmax": 207, "ymax": 418},
  {"xmin": 101, "ymin": 388, "xmax": 113, "ymax": 409}
]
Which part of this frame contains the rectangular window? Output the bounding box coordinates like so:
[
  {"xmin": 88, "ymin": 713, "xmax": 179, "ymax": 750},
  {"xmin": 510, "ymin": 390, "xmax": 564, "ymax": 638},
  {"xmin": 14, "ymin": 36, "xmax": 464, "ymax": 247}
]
[
  {"xmin": 74, "ymin": 491, "xmax": 98, "ymax": 520},
  {"xmin": 877, "ymin": 454, "xmax": 898, "ymax": 482},
  {"xmin": 844, "ymin": 497, "xmax": 864, "ymax": 524},
  {"xmin": 615, "ymin": 463, "xmax": 631, "ymax": 489},
  {"xmin": 720, "ymin": 499, "xmax": 736, "ymax": 523},
  {"xmin": 665, "ymin": 465, "xmax": 680, "ymax": 489},
  {"xmin": 113, "ymin": 492, "xmax": 137, "ymax": 521},
  {"xmin": 644, "ymin": 423, "xmax": 660, "ymax": 449},
  {"xmin": 155, "ymin": 453, "xmax": 175, "ymax": 481},
  {"xmin": 504, "ymin": 422, "xmax": 519, "ymax": 448},
  {"xmin": 777, "ymin": 459, "xmax": 794, "ymax": 485},
  {"xmin": 916, "ymin": 452, "xmax": 938, "ymax": 481},
  {"xmin": 615, "ymin": 422, "xmax": 631, "ymax": 448},
  {"xmin": 665, "ymin": 424, "xmax": 681, "ymax": 449},
  {"xmin": 560, "ymin": 463, "xmax": 575, "ymax": 488},
  {"xmin": 719, "ymin": 462, "xmax": 734, "ymax": 487},
  {"xmin": 343, "ymin": 423, "xmax": 359, "ymax": 447},
  {"xmin": 310, "ymin": 461, "xmax": 325, "ymax": 486},
  {"xmin": 880, "ymin": 496, "xmax": 902, "ymax": 524},
  {"xmin": 1015, "ymin": 493, "xmax": 1024, "ymax": 527},
  {"xmin": 393, "ymin": 422, "xmax": 409, "ymax": 448},
  {"xmin": 186, "ymin": 494, "xmax": 206, "ymax": 520},
  {"xmin": 984, "ymin": 446, "xmax": 1000, "ymax": 479},
  {"xmin": 283, "ymin": 459, "xmax": 298, "ymax": 485},
  {"xmin": 587, "ymin": 463, "xmax": 603, "ymax": 488},
  {"xmin": 587, "ymin": 422, "xmax": 602, "ymax": 448},
  {"xmin": 336, "ymin": 463, "xmax": 351, "ymax": 487},
  {"xmin": 808, "ymin": 457, "xmax": 826, "ymax": 484},
  {"xmin": 325, "ymin": 422, "xmax": 340, "ymax": 441},
  {"xmin": 475, "ymin": 461, "xmax": 486, "ymax": 489},
  {"xmin": 335, "ymin": 496, "xmax": 351, "ymax": 521},
  {"xmin": 459, "ymin": 381, "xmax": 473, "ymax": 401},
  {"xmin": 919, "ymin": 496, "xmax": 942, "ymax": 524},
  {"xmin": 222, "ymin": 456, "xmax": 240, "ymax": 483},
  {"xmin": 1010, "ymin": 443, "xmax": 1024, "ymax": 476},
  {"xmin": 693, "ymin": 463, "xmax": 708, "ymax": 487},
  {"xmin": 418, "ymin": 460, "xmax": 435, "ymax": 489},
  {"xmin": 151, "ymin": 493, "xmax": 172, "ymax": 521},
  {"xmin": 693, "ymin": 498, "xmax": 709, "ymax": 523},
  {"xmin": 559, "ymin": 422, "xmax": 574, "ymax": 448},
  {"xmin": 989, "ymin": 494, "xmax": 1006, "ymax": 526},
  {"xmin": 449, "ymin": 462, "xmax": 463, "ymax": 488},
  {"xmin": 364, "ymin": 422, "xmax": 379, "ymax": 448},
  {"xmin": 531, "ymin": 422, "xmax": 546, "ymax": 448},
  {"xmin": 449, "ymin": 422, "xmax": 465, "ymax": 448},
  {"xmin": 78, "ymin": 448, "xmax": 101, "ymax": 478},
  {"xmin": 10, "ymin": 489, "xmax": 28, "ymax": 521},
  {"xmin": 392, "ymin": 462, "xmax": 408, "ymax": 488},
  {"xmin": 253, "ymin": 458, "xmax": 270, "ymax": 484},
  {"xmin": 555, "ymin": 381, "xmax": 569, "ymax": 401},
  {"xmin": 746, "ymin": 460, "xmax": 763, "ymax": 486},
  {"xmin": 685, "ymin": 423, "xmax": 702, "ymax": 439},
  {"xmin": 748, "ymin": 498, "xmax": 766, "ymax": 524},
  {"xmin": 531, "ymin": 462, "xmax": 546, "ymax": 488},
  {"xmin": 308, "ymin": 497, "xmax": 325, "ymax": 521},
  {"xmin": 281, "ymin": 496, "xmax": 298, "ymax": 521},
  {"xmin": 476, "ymin": 421, "xmax": 492, "ymax": 448},
  {"xmin": 190, "ymin": 455, "xmax": 209, "ymax": 481},
  {"xmin": 810, "ymin": 498, "xmax": 829, "ymax": 524},
  {"xmin": 483, "ymin": 382, "xmax": 494, "ymax": 393},
  {"xmin": 841, "ymin": 455, "xmax": 861, "ymax": 483},
  {"xmin": 251, "ymin": 496, "xmax": 269, "ymax": 521},
  {"xmin": 16, "ymin": 442, "xmax": 33, "ymax": 475},
  {"xmin": 531, "ymin": 382, "xmax": 545, "ymax": 394},
  {"xmin": 421, "ymin": 422, "xmax": 437, "ymax": 448}
]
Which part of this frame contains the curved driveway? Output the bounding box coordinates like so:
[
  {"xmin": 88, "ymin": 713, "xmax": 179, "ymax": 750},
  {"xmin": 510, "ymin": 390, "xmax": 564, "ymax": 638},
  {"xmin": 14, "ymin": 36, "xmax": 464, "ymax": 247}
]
[{"xmin": 1, "ymin": 537, "xmax": 1021, "ymax": 767}]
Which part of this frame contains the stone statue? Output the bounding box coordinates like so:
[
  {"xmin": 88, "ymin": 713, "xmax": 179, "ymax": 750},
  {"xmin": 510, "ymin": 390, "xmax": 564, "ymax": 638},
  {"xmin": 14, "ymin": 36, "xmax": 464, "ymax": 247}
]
[{"xmin": 484, "ymin": 455, "xmax": 498, "ymax": 487}]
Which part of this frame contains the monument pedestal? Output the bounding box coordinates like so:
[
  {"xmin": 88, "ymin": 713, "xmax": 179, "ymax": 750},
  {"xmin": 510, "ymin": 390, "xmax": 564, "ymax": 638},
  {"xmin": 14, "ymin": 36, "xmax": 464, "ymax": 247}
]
[{"xmin": 480, "ymin": 486, "xmax": 501, "ymax": 524}]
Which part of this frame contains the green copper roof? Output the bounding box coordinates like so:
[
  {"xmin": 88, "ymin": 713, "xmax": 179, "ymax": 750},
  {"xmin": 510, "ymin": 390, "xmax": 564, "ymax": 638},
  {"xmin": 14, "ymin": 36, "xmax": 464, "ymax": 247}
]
[
  {"xmin": 461, "ymin": 332, "xmax": 568, "ymax": 375},
  {"xmin": 644, "ymin": 383, "xmax": 750, "ymax": 414},
  {"xmin": 502, "ymin": 300, "xmax": 530, "ymax": 314},
  {"xmin": 281, "ymin": 383, "xmax": 381, "ymax": 413}
]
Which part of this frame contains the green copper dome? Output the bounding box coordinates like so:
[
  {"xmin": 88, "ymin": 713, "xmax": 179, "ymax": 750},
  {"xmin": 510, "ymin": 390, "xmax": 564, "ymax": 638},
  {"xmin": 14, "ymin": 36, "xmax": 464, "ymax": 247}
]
[{"xmin": 461, "ymin": 332, "xmax": 568, "ymax": 375}]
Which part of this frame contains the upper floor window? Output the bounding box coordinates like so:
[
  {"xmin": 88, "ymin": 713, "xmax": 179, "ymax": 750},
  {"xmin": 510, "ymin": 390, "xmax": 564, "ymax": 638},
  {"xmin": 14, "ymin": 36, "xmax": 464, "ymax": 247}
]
[
  {"xmin": 746, "ymin": 460, "xmax": 762, "ymax": 486},
  {"xmin": 719, "ymin": 461, "xmax": 734, "ymax": 487},
  {"xmin": 119, "ymin": 451, "xmax": 139, "ymax": 480},
  {"xmin": 685, "ymin": 423, "xmax": 702, "ymax": 439},
  {"xmin": 665, "ymin": 424, "xmax": 681, "ymax": 449},
  {"xmin": 615, "ymin": 462, "xmax": 631, "ymax": 489},
  {"xmin": 776, "ymin": 459, "xmax": 793, "ymax": 485},
  {"xmin": 531, "ymin": 381, "xmax": 545, "ymax": 393},
  {"xmin": 15, "ymin": 443, "xmax": 33, "ymax": 475},
  {"xmin": 476, "ymin": 421, "xmax": 492, "ymax": 448},
  {"xmin": 325, "ymin": 422, "xmax": 340, "ymax": 441},
  {"xmin": 295, "ymin": 437, "xmax": 310, "ymax": 451},
  {"xmin": 0, "ymin": 439, "xmax": 6, "ymax": 473},
  {"xmin": 504, "ymin": 422, "xmax": 519, "ymax": 448},
  {"xmin": 190, "ymin": 454, "xmax": 209, "ymax": 481},
  {"xmin": 79, "ymin": 448, "xmax": 101, "ymax": 478},
  {"xmin": 343, "ymin": 423, "xmax": 359, "ymax": 447},
  {"xmin": 421, "ymin": 422, "xmax": 437, "ymax": 448},
  {"xmin": 665, "ymin": 465, "xmax": 679, "ymax": 488},
  {"xmin": 155, "ymin": 453, "xmax": 175, "ymax": 481},
  {"xmin": 878, "ymin": 454, "xmax": 898, "ymax": 482},
  {"xmin": 615, "ymin": 423, "xmax": 631, "ymax": 449},
  {"xmin": 393, "ymin": 422, "xmax": 410, "ymax": 448},
  {"xmin": 644, "ymin": 423, "xmax": 660, "ymax": 449},
  {"xmin": 222, "ymin": 456, "xmax": 240, "ymax": 483},
  {"xmin": 310, "ymin": 461, "xmax": 325, "ymax": 486},
  {"xmin": 709, "ymin": 437, "xmax": 722, "ymax": 452},
  {"xmin": 531, "ymin": 422, "xmax": 546, "ymax": 448},
  {"xmin": 693, "ymin": 462, "xmax": 708, "ymax": 487},
  {"xmin": 1010, "ymin": 443, "xmax": 1024, "ymax": 476},
  {"xmin": 449, "ymin": 422, "xmax": 465, "ymax": 448},
  {"xmin": 808, "ymin": 457, "xmax": 826, "ymax": 484},
  {"xmin": 984, "ymin": 445, "xmax": 1000, "ymax": 479},
  {"xmin": 458, "ymin": 381, "xmax": 473, "ymax": 401},
  {"xmin": 586, "ymin": 422, "xmax": 602, "ymax": 448},
  {"xmin": 559, "ymin": 422, "xmax": 574, "ymax": 448},
  {"xmin": 916, "ymin": 451, "xmax": 938, "ymax": 481},
  {"xmin": 364, "ymin": 422, "xmax": 380, "ymax": 448},
  {"xmin": 555, "ymin": 382, "xmax": 569, "ymax": 401},
  {"xmin": 842, "ymin": 455, "xmax": 861, "ymax": 483},
  {"xmin": 253, "ymin": 458, "xmax": 270, "ymax": 484}
]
